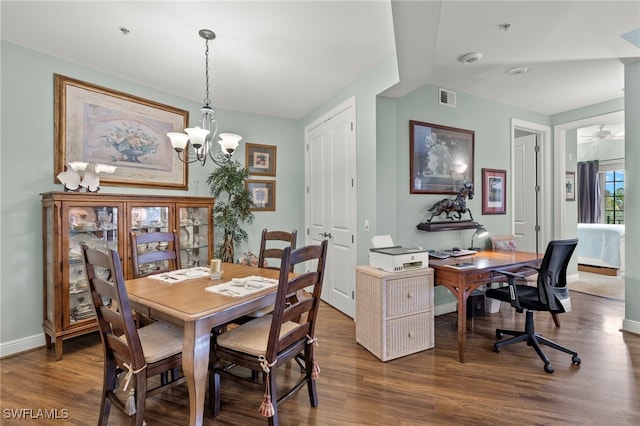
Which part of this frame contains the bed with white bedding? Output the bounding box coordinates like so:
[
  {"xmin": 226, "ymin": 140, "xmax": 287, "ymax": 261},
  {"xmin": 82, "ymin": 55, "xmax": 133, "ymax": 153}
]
[{"xmin": 577, "ymin": 223, "xmax": 625, "ymax": 271}]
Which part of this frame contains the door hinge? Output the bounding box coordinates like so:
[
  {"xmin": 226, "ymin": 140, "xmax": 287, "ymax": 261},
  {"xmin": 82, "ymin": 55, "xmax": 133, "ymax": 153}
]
[
  {"xmin": 306, "ymin": 144, "xmax": 309, "ymax": 151},
  {"xmin": 535, "ymin": 225, "xmax": 541, "ymax": 232},
  {"xmin": 306, "ymin": 186, "xmax": 309, "ymax": 194},
  {"xmin": 534, "ymin": 145, "xmax": 540, "ymax": 153},
  {"xmin": 350, "ymin": 122, "xmax": 354, "ymax": 131},
  {"xmin": 534, "ymin": 185, "xmax": 540, "ymax": 192},
  {"xmin": 352, "ymin": 235, "xmax": 354, "ymax": 244},
  {"xmin": 351, "ymin": 178, "xmax": 354, "ymax": 187},
  {"xmin": 352, "ymin": 290, "xmax": 355, "ymax": 300},
  {"xmin": 307, "ymin": 228, "xmax": 309, "ymax": 236}
]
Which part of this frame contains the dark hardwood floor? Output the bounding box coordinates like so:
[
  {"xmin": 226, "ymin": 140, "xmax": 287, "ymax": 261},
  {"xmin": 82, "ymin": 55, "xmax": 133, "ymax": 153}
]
[{"xmin": 2, "ymin": 290, "xmax": 639, "ymax": 425}]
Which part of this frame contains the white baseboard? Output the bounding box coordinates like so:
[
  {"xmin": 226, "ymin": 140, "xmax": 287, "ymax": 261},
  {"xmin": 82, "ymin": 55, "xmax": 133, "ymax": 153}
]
[
  {"xmin": 0, "ymin": 333, "xmax": 46, "ymax": 358},
  {"xmin": 622, "ymin": 318, "xmax": 640, "ymax": 335},
  {"xmin": 435, "ymin": 301, "xmax": 457, "ymax": 316}
]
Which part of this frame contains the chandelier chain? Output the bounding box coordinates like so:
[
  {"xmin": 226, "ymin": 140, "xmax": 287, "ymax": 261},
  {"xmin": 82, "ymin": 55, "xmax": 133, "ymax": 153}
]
[{"xmin": 204, "ymin": 39, "xmax": 211, "ymax": 107}]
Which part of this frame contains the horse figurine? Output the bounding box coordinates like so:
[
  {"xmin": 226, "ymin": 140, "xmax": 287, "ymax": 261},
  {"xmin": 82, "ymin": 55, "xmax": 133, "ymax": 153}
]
[{"xmin": 425, "ymin": 182, "xmax": 475, "ymax": 222}]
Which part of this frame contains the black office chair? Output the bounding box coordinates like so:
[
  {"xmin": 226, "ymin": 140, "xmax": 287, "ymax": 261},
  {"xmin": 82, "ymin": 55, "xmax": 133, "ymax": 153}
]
[{"xmin": 485, "ymin": 238, "xmax": 581, "ymax": 373}]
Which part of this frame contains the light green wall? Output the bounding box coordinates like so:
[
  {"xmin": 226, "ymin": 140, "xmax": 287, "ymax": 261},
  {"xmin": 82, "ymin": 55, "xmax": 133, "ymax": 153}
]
[
  {"xmin": 3, "ymin": 41, "xmax": 639, "ymax": 352},
  {"xmin": 623, "ymin": 60, "xmax": 639, "ymax": 325},
  {"xmin": 0, "ymin": 42, "xmax": 303, "ymax": 345},
  {"xmin": 391, "ymin": 85, "xmax": 548, "ymax": 251},
  {"xmin": 300, "ymin": 54, "xmax": 400, "ymax": 265}
]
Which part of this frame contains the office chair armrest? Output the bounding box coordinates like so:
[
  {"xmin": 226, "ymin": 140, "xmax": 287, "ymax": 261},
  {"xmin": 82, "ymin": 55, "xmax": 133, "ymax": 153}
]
[{"xmin": 491, "ymin": 270, "xmax": 524, "ymax": 312}]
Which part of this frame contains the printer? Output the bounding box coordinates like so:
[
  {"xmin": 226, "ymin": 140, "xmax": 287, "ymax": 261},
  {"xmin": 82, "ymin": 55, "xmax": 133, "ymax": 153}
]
[{"xmin": 369, "ymin": 235, "xmax": 429, "ymax": 272}]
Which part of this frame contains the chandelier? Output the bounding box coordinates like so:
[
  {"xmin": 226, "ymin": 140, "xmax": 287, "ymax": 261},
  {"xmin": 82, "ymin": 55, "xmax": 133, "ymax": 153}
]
[{"xmin": 167, "ymin": 29, "xmax": 242, "ymax": 166}]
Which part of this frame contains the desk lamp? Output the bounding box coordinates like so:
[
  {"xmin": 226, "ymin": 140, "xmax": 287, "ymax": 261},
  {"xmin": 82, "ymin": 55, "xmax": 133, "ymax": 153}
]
[{"xmin": 469, "ymin": 224, "xmax": 489, "ymax": 251}]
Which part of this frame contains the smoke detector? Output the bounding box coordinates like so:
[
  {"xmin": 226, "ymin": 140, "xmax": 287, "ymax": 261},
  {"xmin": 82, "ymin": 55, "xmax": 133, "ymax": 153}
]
[
  {"xmin": 458, "ymin": 52, "xmax": 483, "ymax": 64},
  {"xmin": 506, "ymin": 66, "xmax": 530, "ymax": 75}
]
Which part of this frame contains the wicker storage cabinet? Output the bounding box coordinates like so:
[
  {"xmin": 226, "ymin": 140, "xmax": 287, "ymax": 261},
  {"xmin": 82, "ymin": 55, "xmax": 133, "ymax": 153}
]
[{"xmin": 355, "ymin": 266, "xmax": 434, "ymax": 361}]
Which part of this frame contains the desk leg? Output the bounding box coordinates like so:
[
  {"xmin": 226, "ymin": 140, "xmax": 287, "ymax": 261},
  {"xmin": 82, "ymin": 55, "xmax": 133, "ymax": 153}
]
[
  {"xmin": 440, "ymin": 281, "xmax": 485, "ymax": 363},
  {"xmin": 183, "ymin": 320, "xmax": 210, "ymax": 426}
]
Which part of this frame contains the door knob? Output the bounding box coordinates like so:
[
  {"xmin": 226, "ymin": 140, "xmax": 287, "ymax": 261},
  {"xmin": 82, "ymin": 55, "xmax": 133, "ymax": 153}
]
[{"xmin": 318, "ymin": 232, "xmax": 333, "ymax": 238}]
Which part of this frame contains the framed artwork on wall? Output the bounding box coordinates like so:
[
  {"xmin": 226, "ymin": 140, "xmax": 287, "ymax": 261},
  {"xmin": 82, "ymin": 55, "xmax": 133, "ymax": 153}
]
[
  {"xmin": 246, "ymin": 179, "xmax": 276, "ymax": 211},
  {"xmin": 565, "ymin": 171, "xmax": 576, "ymax": 201},
  {"xmin": 54, "ymin": 74, "xmax": 189, "ymax": 190},
  {"xmin": 482, "ymin": 168, "xmax": 507, "ymax": 214},
  {"xmin": 409, "ymin": 120, "xmax": 474, "ymax": 194},
  {"xmin": 245, "ymin": 143, "xmax": 277, "ymax": 176}
]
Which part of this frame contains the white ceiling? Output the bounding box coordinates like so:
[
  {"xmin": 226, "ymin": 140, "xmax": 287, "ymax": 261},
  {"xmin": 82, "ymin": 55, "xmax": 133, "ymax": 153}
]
[{"xmin": 2, "ymin": 1, "xmax": 639, "ymax": 120}]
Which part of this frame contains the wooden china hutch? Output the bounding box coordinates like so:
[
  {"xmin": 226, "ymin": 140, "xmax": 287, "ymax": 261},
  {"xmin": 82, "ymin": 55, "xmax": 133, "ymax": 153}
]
[{"xmin": 41, "ymin": 192, "xmax": 214, "ymax": 359}]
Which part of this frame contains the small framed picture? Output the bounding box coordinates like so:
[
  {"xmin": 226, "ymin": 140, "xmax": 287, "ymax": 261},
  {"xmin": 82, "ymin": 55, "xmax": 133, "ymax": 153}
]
[
  {"xmin": 246, "ymin": 179, "xmax": 276, "ymax": 211},
  {"xmin": 245, "ymin": 143, "xmax": 277, "ymax": 176},
  {"xmin": 482, "ymin": 168, "xmax": 507, "ymax": 214},
  {"xmin": 565, "ymin": 171, "xmax": 576, "ymax": 201}
]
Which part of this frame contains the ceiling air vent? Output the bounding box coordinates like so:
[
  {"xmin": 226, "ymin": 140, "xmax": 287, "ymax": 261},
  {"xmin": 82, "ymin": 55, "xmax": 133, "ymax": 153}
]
[{"xmin": 439, "ymin": 88, "xmax": 456, "ymax": 108}]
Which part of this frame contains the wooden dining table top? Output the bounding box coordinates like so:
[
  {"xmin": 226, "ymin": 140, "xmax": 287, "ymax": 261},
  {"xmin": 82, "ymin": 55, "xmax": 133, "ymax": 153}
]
[{"xmin": 125, "ymin": 263, "xmax": 282, "ymax": 323}]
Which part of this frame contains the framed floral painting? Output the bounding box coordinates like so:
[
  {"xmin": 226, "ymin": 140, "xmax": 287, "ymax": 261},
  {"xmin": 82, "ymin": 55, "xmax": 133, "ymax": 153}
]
[
  {"xmin": 246, "ymin": 179, "xmax": 276, "ymax": 211},
  {"xmin": 54, "ymin": 74, "xmax": 189, "ymax": 189},
  {"xmin": 245, "ymin": 143, "xmax": 277, "ymax": 176},
  {"xmin": 409, "ymin": 120, "xmax": 475, "ymax": 194}
]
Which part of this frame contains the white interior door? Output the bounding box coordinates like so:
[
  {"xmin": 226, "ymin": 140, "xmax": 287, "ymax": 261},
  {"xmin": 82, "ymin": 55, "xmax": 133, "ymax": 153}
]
[
  {"xmin": 513, "ymin": 133, "xmax": 540, "ymax": 253},
  {"xmin": 305, "ymin": 98, "xmax": 357, "ymax": 318}
]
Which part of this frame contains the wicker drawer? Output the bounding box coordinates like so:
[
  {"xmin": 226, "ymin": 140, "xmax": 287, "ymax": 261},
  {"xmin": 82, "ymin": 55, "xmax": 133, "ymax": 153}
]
[
  {"xmin": 355, "ymin": 266, "xmax": 434, "ymax": 362},
  {"xmin": 384, "ymin": 312, "xmax": 434, "ymax": 361},
  {"xmin": 386, "ymin": 276, "xmax": 432, "ymax": 317}
]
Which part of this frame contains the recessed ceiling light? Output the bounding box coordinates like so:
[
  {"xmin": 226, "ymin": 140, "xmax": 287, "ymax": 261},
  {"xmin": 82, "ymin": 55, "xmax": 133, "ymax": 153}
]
[
  {"xmin": 506, "ymin": 66, "xmax": 530, "ymax": 75},
  {"xmin": 458, "ymin": 52, "xmax": 482, "ymax": 64}
]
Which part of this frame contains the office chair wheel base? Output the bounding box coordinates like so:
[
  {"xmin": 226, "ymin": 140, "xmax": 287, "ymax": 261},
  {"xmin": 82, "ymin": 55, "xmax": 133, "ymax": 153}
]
[
  {"xmin": 492, "ymin": 344, "xmax": 500, "ymax": 353},
  {"xmin": 544, "ymin": 364, "xmax": 554, "ymax": 374},
  {"xmin": 496, "ymin": 331, "xmax": 503, "ymax": 339},
  {"xmin": 572, "ymin": 355, "xmax": 581, "ymax": 365}
]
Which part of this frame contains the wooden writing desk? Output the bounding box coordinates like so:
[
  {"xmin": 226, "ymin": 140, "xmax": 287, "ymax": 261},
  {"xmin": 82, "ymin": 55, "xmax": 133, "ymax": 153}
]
[
  {"xmin": 125, "ymin": 263, "xmax": 281, "ymax": 426},
  {"xmin": 428, "ymin": 250, "xmax": 541, "ymax": 363}
]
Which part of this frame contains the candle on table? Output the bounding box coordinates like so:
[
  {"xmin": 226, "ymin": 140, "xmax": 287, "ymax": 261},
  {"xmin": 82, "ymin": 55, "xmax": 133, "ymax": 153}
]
[{"xmin": 210, "ymin": 259, "xmax": 221, "ymax": 273}]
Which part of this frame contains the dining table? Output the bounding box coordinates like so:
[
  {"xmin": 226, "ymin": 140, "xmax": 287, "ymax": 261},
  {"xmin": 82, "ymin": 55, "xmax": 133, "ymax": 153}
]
[{"xmin": 125, "ymin": 263, "xmax": 282, "ymax": 426}]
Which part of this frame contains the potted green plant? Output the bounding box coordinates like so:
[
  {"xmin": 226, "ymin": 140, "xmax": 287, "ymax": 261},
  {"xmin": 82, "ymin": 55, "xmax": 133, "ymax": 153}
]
[{"xmin": 206, "ymin": 159, "xmax": 254, "ymax": 263}]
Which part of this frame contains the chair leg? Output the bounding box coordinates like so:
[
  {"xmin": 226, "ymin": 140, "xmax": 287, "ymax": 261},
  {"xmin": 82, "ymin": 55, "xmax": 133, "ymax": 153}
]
[
  {"xmin": 267, "ymin": 370, "xmax": 279, "ymax": 426},
  {"xmin": 551, "ymin": 313, "xmax": 561, "ymax": 327},
  {"xmin": 493, "ymin": 311, "xmax": 580, "ymax": 373},
  {"xmin": 210, "ymin": 370, "xmax": 222, "ymax": 416}
]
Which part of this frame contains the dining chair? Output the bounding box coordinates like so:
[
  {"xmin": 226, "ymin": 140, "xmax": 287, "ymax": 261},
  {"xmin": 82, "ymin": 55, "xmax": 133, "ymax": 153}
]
[
  {"xmin": 81, "ymin": 244, "xmax": 185, "ymax": 426},
  {"xmin": 486, "ymin": 238, "xmax": 581, "ymax": 373},
  {"xmin": 258, "ymin": 229, "xmax": 298, "ymax": 272},
  {"xmin": 130, "ymin": 230, "xmax": 181, "ymax": 278},
  {"xmin": 244, "ymin": 229, "xmax": 298, "ymax": 319},
  {"xmin": 490, "ymin": 235, "xmax": 561, "ymax": 328},
  {"xmin": 210, "ymin": 240, "xmax": 328, "ymax": 425}
]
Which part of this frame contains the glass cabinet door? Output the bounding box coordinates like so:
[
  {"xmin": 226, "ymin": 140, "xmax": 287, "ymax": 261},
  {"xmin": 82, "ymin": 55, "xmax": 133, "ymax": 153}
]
[
  {"xmin": 178, "ymin": 206, "xmax": 211, "ymax": 268},
  {"xmin": 130, "ymin": 205, "xmax": 171, "ymax": 275},
  {"xmin": 67, "ymin": 204, "xmax": 120, "ymax": 325}
]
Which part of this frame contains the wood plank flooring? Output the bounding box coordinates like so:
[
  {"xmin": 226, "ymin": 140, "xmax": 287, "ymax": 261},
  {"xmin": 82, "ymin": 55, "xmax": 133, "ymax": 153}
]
[{"xmin": 1, "ymin": 290, "xmax": 639, "ymax": 425}]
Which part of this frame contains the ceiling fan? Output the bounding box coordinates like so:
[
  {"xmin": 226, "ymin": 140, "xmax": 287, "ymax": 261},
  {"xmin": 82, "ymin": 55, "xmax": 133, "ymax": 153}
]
[{"xmin": 578, "ymin": 123, "xmax": 624, "ymax": 142}]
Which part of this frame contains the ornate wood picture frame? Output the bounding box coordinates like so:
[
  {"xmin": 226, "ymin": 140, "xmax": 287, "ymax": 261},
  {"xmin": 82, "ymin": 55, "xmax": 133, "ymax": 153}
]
[
  {"xmin": 54, "ymin": 74, "xmax": 189, "ymax": 190},
  {"xmin": 245, "ymin": 143, "xmax": 277, "ymax": 176},
  {"xmin": 482, "ymin": 168, "xmax": 507, "ymax": 214},
  {"xmin": 410, "ymin": 120, "xmax": 474, "ymax": 194}
]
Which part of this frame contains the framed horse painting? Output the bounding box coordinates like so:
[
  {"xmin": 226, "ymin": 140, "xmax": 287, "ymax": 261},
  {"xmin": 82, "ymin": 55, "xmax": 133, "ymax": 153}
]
[{"xmin": 410, "ymin": 120, "xmax": 474, "ymax": 194}]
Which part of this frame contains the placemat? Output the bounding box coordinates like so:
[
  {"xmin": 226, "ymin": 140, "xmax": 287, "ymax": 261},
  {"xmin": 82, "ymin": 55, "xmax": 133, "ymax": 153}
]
[
  {"xmin": 206, "ymin": 276, "xmax": 278, "ymax": 297},
  {"xmin": 147, "ymin": 267, "xmax": 210, "ymax": 283}
]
